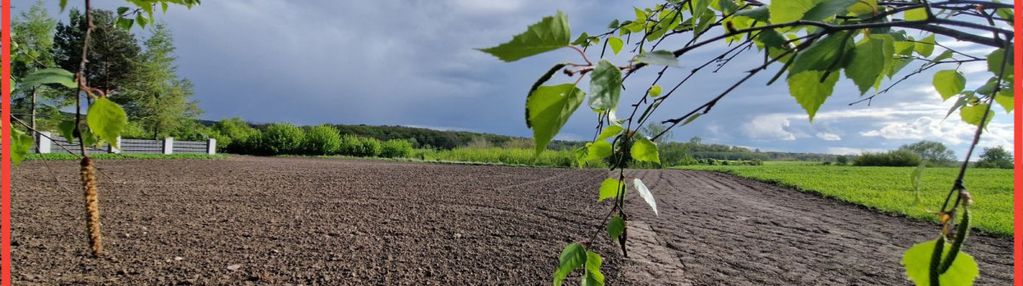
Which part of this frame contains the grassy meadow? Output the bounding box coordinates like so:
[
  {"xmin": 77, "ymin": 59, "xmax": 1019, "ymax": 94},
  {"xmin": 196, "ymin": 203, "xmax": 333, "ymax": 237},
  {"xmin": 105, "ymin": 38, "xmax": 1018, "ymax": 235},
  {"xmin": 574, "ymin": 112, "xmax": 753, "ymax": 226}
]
[{"xmin": 677, "ymin": 164, "xmax": 1014, "ymax": 236}]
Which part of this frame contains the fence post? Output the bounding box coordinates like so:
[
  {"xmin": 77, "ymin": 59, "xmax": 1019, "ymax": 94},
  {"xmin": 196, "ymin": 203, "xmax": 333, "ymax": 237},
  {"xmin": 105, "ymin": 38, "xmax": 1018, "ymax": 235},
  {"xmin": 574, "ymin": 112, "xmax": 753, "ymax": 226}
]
[
  {"xmin": 37, "ymin": 131, "xmax": 52, "ymax": 154},
  {"xmin": 207, "ymin": 138, "xmax": 217, "ymax": 155},
  {"xmin": 108, "ymin": 136, "xmax": 122, "ymax": 154},
  {"xmin": 163, "ymin": 137, "xmax": 174, "ymax": 154}
]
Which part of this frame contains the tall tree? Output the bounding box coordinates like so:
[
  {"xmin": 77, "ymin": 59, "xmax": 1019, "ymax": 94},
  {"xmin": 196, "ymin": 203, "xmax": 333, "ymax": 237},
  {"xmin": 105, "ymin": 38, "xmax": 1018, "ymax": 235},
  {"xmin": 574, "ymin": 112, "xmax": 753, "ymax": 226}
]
[
  {"xmin": 52, "ymin": 8, "xmax": 140, "ymax": 94},
  {"xmin": 898, "ymin": 140, "xmax": 957, "ymax": 166},
  {"xmin": 121, "ymin": 23, "xmax": 200, "ymax": 138},
  {"xmin": 975, "ymin": 146, "xmax": 1012, "ymax": 169},
  {"xmin": 11, "ymin": 0, "xmax": 58, "ymax": 131}
]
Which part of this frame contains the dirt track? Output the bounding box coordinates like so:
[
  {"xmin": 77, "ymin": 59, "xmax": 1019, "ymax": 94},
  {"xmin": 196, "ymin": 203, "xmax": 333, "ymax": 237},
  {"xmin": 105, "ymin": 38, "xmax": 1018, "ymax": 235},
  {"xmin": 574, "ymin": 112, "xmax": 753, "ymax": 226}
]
[{"xmin": 9, "ymin": 157, "xmax": 1013, "ymax": 285}]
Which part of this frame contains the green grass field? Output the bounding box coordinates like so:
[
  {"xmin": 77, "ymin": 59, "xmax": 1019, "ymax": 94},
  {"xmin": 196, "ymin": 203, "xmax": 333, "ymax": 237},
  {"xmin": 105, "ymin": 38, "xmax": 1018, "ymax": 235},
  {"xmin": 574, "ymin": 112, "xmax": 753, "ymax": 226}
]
[{"xmin": 677, "ymin": 164, "xmax": 1013, "ymax": 236}]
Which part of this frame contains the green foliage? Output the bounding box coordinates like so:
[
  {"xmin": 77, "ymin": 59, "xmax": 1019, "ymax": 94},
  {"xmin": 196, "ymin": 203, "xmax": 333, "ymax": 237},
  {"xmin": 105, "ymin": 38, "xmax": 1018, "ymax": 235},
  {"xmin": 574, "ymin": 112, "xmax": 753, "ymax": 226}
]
[
  {"xmin": 478, "ymin": 11, "xmax": 570, "ymax": 62},
  {"xmin": 607, "ymin": 215, "xmax": 625, "ymax": 241},
  {"xmin": 768, "ymin": 0, "xmax": 816, "ymax": 23},
  {"xmin": 416, "ymin": 147, "xmax": 579, "ymax": 168},
  {"xmin": 212, "ymin": 117, "xmax": 260, "ymax": 153},
  {"xmin": 845, "ymin": 35, "xmax": 892, "ymax": 95},
  {"xmin": 853, "ymin": 150, "xmax": 922, "ymax": 167},
  {"xmin": 588, "ymin": 60, "xmax": 622, "ymax": 112},
  {"xmin": 120, "ymin": 24, "xmax": 201, "ymax": 139},
  {"xmin": 975, "ymin": 146, "xmax": 1012, "ymax": 169},
  {"xmin": 598, "ymin": 178, "xmax": 622, "ymax": 202},
  {"xmin": 302, "ymin": 125, "xmax": 342, "ymax": 155},
  {"xmin": 902, "ymin": 239, "xmax": 979, "ymax": 286},
  {"xmin": 18, "ymin": 68, "xmax": 76, "ymax": 89},
  {"xmin": 932, "ymin": 70, "xmax": 966, "ymax": 100},
  {"xmin": 630, "ymin": 137, "xmax": 661, "ymax": 165},
  {"xmin": 898, "ymin": 141, "xmax": 956, "ymax": 167},
  {"xmin": 380, "ymin": 139, "xmax": 414, "ymax": 158},
  {"xmin": 678, "ymin": 164, "xmax": 1013, "ymax": 235},
  {"xmin": 553, "ymin": 243, "xmax": 587, "ymax": 286},
  {"xmin": 260, "ymin": 123, "xmax": 306, "ymax": 155},
  {"xmin": 10, "ymin": 129, "xmax": 35, "ymax": 166},
  {"xmin": 86, "ymin": 97, "xmax": 129, "ymax": 148},
  {"xmin": 54, "ymin": 8, "xmax": 140, "ymax": 92},
  {"xmin": 788, "ymin": 71, "xmax": 840, "ymax": 120},
  {"xmin": 526, "ymin": 84, "xmax": 586, "ymax": 155}
]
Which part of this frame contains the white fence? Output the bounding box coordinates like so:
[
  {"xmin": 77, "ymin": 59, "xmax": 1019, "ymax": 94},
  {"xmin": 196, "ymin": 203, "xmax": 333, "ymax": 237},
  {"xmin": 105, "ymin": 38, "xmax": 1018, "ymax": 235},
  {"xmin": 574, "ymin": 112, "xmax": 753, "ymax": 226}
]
[{"xmin": 35, "ymin": 132, "xmax": 216, "ymax": 155}]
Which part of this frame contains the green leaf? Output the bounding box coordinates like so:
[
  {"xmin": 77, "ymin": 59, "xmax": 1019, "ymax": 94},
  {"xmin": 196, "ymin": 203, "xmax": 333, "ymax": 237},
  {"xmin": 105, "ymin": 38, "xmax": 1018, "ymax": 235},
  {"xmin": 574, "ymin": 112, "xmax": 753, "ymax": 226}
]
[
  {"xmin": 848, "ymin": 0, "xmax": 878, "ymax": 16},
  {"xmin": 161, "ymin": 2, "xmax": 169, "ymax": 13},
  {"xmin": 633, "ymin": 178, "xmax": 658, "ymax": 216},
  {"xmin": 845, "ymin": 35, "xmax": 890, "ymax": 95},
  {"xmin": 136, "ymin": 14, "xmax": 148, "ymax": 28},
  {"xmin": 607, "ymin": 216, "xmax": 625, "ymax": 240},
  {"xmin": 529, "ymin": 63, "xmax": 568, "ymax": 100},
  {"xmin": 631, "ymin": 137, "xmax": 660, "ymax": 164},
  {"xmin": 903, "ymin": 239, "xmax": 979, "ymax": 286},
  {"xmin": 915, "ymin": 34, "xmax": 935, "ymax": 57},
  {"xmin": 634, "ymin": 7, "xmax": 648, "ymax": 24},
  {"xmin": 572, "ymin": 32, "xmax": 592, "ymax": 46},
  {"xmin": 587, "ymin": 141, "xmax": 613, "ymax": 161},
  {"xmin": 905, "ymin": 7, "xmax": 928, "ymax": 21},
  {"xmin": 59, "ymin": 0, "xmax": 68, "ymax": 10},
  {"xmin": 608, "ymin": 19, "xmax": 620, "ymax": 29},
  {"xmin": 735, "ymin": 6, "xmax": 769, "ymax": 22},
  {"xmin": 649, "ymin": 84, "xmax": 662, "ymax": 97},
  {"xmin": 116, "ymin": 17, "xmax": 134, "ymax": 30},
  {"xmin": 987, "ymin": 48, "xmax": 1013, "ymax": 74},
  {"xmin": 527, "ymin": 84, "xmax": 586, "ymax": 155},
  {"xmin": 683, "ymin": 113, "xmax": 702, "ymax": 125},
  {"xmin": 19, "ymin": 68, "xmax": 76, "ymax": 89},
  {"xmin": 932, "ymin": 50, "xmax": 954, "ymax": 63},
  {"xmin": 596, "ymin": 125, "xmax": 623, "ymax": 141},
  {"xmin": 788, "ymin": 71, "xmax": 840, "ymax": 120},
  {"xmin": 932, "ymin": 70, "xmax": 966, "ymax": 100},
  {"xmin": 959, "ymin": 104, "xmax": 993, "ymax": 127},
  {"xmin": 553, "ymin": 243, "xmax": 587, "ymax": 286},
  {"xmin": 598, "ymin": 178, "xmax": 623, "ymax": 202},
  {"xmin": 117, "ymin": 6, "xmax": 130, "ymax": 15},
  {"xmin": 769, "ymin": 0, "xmax": 816, "ymax": 23},
  {"xmin": 10, "ymin": 129, "xmax": 34, "ymax": 167},
  {"xmin": 803, "ymin": 0, "xmax": 857, "ymax": 21},
  {"xmin": 589, "ymin": 60, "xmax": 623, "ymax": 112},
  {"xmin": 789, "ymin": 32, "xmax": 853, "ymax": 76},
  {"xmin": 581, "ymin": 251, "xmax": 605, "ymax": 286},
  {"xmin": 635, "ymin": 50, "xmax": 679, "ymax": 67},
  {"xmin": 86, "ymin": 97, "xmax": 128, "ymax": 148},
  {"xmin": 995, "ymin": 89, "xmax": 1014, "ymax": 113},
  {"xmin": 58, "ymin": 120, "xmax": 77, "ymax": 143},
  {"xmin": 478, "ymin": 11, "xmax": 571, "ymax": 62},
  {"xmin": 608, "ymin": 36, "xmax": 624, "ymax": 55}
]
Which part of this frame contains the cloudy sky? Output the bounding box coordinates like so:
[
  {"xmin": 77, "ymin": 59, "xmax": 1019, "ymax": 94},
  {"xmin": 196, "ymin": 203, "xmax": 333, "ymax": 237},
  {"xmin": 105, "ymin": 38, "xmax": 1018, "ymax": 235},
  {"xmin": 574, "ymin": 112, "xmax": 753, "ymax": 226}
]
[{"xmin": 14, "ymin": 0, "xmax": 1014, "ymax": 158}]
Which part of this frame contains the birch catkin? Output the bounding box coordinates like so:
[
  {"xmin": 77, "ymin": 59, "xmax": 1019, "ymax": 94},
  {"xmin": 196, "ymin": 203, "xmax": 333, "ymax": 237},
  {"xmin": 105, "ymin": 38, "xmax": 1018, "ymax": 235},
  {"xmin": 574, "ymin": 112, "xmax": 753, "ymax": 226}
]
[{"xmin": 81, "ymin": 157, "xmax": 103, "ymax": 256}]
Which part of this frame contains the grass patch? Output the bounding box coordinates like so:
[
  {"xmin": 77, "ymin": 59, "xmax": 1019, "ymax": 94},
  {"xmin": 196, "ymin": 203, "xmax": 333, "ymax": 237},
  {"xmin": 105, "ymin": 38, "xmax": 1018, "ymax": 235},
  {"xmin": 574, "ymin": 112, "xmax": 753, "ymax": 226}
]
[
  {"xmin": 27, "ymin": 153, "xmax": 228, "ymax": 161},
  {"xmin": 677, "ymin": 164, "xmax": 1013, "ymax": 236}
]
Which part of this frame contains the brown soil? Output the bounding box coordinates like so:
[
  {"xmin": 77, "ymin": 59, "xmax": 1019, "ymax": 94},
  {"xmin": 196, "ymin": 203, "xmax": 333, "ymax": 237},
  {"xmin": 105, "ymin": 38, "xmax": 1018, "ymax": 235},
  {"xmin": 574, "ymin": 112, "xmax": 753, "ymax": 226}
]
[{"xmin": 9, "ymin": 157, "xmax": 1013, "ymax": 285}]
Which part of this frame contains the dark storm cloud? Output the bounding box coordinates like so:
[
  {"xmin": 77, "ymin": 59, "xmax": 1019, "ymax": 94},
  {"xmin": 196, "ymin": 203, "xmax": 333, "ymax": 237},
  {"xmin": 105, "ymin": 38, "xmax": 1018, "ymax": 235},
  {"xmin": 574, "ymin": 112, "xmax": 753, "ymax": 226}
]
[{"xmin": 15, "ymin": 0, "xmax": 1012, "ymax": 157}]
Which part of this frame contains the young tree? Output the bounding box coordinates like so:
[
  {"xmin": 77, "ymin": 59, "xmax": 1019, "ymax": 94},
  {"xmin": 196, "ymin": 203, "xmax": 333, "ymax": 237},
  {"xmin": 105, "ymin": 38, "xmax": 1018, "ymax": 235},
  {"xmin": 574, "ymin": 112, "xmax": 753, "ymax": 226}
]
[
  {"xmin": 11, "ymin": 0, "xmax": 58, "ymax": 132},
  {"xmin": 481, "ymin": 1, "xmax": 1013, "ymax": 284},
  {"xmin": 975, "ymin": 146, "xmax": 1012, "ymax": 169},
  {"xmin": 898, "ymin": 140, "xmax": 957, "ymax": 166}
]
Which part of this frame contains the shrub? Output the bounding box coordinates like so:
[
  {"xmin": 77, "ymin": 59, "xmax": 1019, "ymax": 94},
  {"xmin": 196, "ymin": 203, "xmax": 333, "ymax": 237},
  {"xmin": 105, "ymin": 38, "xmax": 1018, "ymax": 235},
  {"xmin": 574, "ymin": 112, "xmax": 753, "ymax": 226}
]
[
  {"xmin": 339, "ymin": 134, "xmax": 362, "ymax": 156},
  {"xmin": 853, "ymin": 150, "xmax": 922, "ymax": 167},
  {"xmin": 261, "ymin": 123, "xmax": 305, "ymax": 155},
  {"xmin": 302, "ymin": 125, "xmax": 342, "ymax": 155},
  {"xmin": 213, "ymin": 117, "xmax": 260, "ymax": 153},
  {"xmin": 357, "ymin": 137, "xmax": 383, "ymax": 157},
  {"xmin": 381, "ymin": 139, "xmax": 414, "ymax": 158}
]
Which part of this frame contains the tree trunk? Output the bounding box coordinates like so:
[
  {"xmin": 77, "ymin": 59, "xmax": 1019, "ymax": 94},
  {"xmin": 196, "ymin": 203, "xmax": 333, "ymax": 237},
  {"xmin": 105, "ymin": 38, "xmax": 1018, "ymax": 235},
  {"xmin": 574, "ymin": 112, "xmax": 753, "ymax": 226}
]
[{"xmin": 30, "ymin": 88, "xmax": 37, "ymax": 133}]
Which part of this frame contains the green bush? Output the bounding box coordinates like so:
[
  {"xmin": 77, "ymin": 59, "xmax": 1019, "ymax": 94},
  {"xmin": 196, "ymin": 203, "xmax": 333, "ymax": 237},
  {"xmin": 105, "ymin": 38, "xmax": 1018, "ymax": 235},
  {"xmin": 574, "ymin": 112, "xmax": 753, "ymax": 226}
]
[
  {"xmin": 261, "ymin": 123, "xmax": 305, "ymax": 155},
  {"xmin": 302, "ymin": 125, "xmax": 342, "ymax": 155},
  {"xmin": 212, "ymin": 117, "xmax": 260, "ymax": 153},
  {"xmin": 357, "ymin": 137, "xmax": 383, "ymax": 157},
  {"xmin": 416, "ymin": 147, "xmax": 578, "ymax": 167},
  {"xmin": 853, "ymin": 150, "xmax": 922, "ymax": 167},
  {"xmin": 381, "ymin": 139, "xmax": 414, "ymax": 158},
  {"xmin": 339, "ymin": 134, "xmax": 362, "ymax": 156}
]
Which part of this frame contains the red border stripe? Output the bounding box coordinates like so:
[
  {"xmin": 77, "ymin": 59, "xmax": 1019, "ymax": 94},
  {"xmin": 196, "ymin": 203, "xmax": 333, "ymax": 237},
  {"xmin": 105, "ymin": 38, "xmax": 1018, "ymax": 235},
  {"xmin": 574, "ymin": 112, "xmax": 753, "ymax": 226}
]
[
  {"xmin": 1014, "ymin": 0, "xmax": 1022, "ymax": 285},
  {"xmin": 1, "ymin": 0, "xmax": 12, "ymax": 283}
]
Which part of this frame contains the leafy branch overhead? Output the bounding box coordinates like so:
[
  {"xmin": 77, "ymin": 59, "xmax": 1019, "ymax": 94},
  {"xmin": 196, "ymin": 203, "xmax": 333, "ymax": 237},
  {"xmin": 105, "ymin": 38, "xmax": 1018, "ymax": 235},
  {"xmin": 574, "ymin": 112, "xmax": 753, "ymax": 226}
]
[{"xmin": 479, "ymin": 0, "xmax": 1012, "ymax": 285}]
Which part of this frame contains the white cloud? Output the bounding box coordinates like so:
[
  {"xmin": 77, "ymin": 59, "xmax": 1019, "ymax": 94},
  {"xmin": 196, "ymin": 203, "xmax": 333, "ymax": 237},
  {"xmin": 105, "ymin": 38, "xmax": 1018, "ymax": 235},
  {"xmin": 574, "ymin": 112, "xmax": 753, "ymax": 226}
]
[
  {"xmin": 742, "ymin": 114, "xmax": 796, "ymax": 141},
  {"xmin": 826, "ymin": 147, "xmax": 885, "ymax": 155},
  {"xmin": 816, "ymin": 132, "xmax": 841, "ymax": 141}
]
